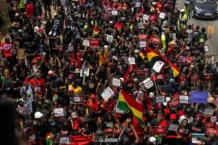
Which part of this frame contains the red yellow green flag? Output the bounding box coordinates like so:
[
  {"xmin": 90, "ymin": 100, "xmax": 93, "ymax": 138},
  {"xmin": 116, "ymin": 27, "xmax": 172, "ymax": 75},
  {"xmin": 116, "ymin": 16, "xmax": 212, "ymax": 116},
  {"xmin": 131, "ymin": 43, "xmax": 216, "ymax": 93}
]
[{"xmin": 93, "ymin": 26, "xmax": 100, "ymax": 35}]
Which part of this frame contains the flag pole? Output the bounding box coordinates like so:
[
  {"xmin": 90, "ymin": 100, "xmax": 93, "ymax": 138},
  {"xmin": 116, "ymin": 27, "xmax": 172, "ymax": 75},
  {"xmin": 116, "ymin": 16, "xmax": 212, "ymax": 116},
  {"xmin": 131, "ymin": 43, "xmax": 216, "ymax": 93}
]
[{"xmin": 151, "ymin": 69, "xmax": 159, "ymax": 95}]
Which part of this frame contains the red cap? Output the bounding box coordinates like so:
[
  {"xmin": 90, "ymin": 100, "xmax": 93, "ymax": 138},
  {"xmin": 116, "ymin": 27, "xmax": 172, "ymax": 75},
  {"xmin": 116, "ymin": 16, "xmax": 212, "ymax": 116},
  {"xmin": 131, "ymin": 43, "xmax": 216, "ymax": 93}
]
[
  {"xmin": 164, "ymin": 108, "xmax": 170, "ymax": 114},
  {"xmin": 90, "ymin": 94, "xmax": 96, "ymax": 99},
  {"xmin": 170, "ymin": 114, "xmax": 177, "ymax": 120}
]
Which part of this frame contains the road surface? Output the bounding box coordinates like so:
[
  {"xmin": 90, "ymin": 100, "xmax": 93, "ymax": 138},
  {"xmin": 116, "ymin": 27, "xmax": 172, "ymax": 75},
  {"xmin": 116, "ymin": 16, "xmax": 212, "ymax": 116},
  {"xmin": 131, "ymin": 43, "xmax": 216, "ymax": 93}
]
[{"xmin": 177, "ymin": 0, "xmax": 218, "ymax": 59}]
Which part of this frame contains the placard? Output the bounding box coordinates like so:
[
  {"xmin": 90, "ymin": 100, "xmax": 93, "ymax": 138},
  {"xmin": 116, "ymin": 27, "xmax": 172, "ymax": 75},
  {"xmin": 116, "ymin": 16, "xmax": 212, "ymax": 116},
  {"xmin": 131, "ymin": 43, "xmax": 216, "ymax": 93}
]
[
  {"xmin": 203, "ymin": 108, "xmax": 214, "ymax": 116},
  {"xmin": 111, "ymin": 10, "xmax": 118, "ymax": 16},
  {"xmin": 156, "ymin": 96, "xmax": 166, "ymax": 103},
  {"xmin": 168, "ymin": 99, "xmax": 180, "ymax": 108},
  {"xmin": 139, "ymin": 41, "xmax": 147, "ymax": 48},
  {"xmin": 190, "ymin": 91, "xmax": 208, "ymax": 104},
  {"xmin": 112, "ymin": 78, "xmax": 121, "ymax": 87},
  {"xmin": 138, "ymin": 23, "xmax": 145, "ymax": 29},
  {"xmin": 154, "ymin": 126, "xmax": 167, "ymax": 135},
  {"xmin": 60, "ymin": 137, "xmax": 70, "ymax": 144},
  {"xmin": 101, "ymin": 87, "xmax": 115, "ymax": 101},
  {"xmin": 135, "ymin": 2, "xmax": 141, "ymax": 7},
  {"xmin": 135, "ymin": 70, "xmax": 146, "ymax": 77},
  {"xmin": 152, "ymin": 61, "xmax": 164, "ymax": 73},
  {"xmin": 159, "ymin": 13, "xmax": 166, "ymax": 19},
  {"xmin": 179, "ymin": 95, "xmax": 189, "ymax": 104},
  {"xmin": 54, "ymin": 108, "xmax": 64, "ymax": 117},
  {"xmin": 106, "ymin": 35, "xmax": 113, "ymax": 43},
  {"xmin": 206, "ymin": 127, "xmax": 218, "ymax": 136},
  {"xmin": 128, "ymin": 57, "xmax": 136, "ymax": 64},
  {"xmin": 143, "ymin": 14, "xmax": 149, "ymax": 21},
  {"xmin": 73, "ymin": 97, "xmax": 81, "ymax": 102},
  {"xmin": 68, "ymin": 45, "xmax": 74, "ymax": 52},
  {"xmin": 203, "ymin": 73, "xmax": 213, "ymax": 81},
  {"xmin": 192, "ymin": 133, "xmax": 205, "ymax": 144},
  {"xmin": 89, "ymin": 39, "xmax": 99, "ymax": 46},
  {"xmin": 80, "ymin": 68, "xmax": 89, "ymax": 77},
  {"xmin": 141, "ymin": 77, "xmax": 154, "ymax": 89},
  {"xmin": 82, "ymin": 39, "xmax": 89, "ymax": 47},
  {"xmin": 163, "ymin": 97, "xmax": 171, "ymax": 106},
  {"xmin": 138, "ymin": 34, "xmax": 147, "ymax": 40},
  {"xmin": 168, "ymin": 124, "xmax": 179, "ymax": 132},
  {"xmin": 204, "ymin": 45, "xmax": 210, "ymax": 52},
  {"xmin": 172, "ymin": 33, "xmax": 177, "ymax": 41}
]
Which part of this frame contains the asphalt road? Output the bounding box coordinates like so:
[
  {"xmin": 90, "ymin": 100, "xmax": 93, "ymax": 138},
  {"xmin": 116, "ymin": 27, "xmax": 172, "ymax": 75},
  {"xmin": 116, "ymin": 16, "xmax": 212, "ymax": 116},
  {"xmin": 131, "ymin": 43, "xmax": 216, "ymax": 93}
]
[{"xmin": 176, "ymin": 0, "xmax": 218, "ymax": 59}]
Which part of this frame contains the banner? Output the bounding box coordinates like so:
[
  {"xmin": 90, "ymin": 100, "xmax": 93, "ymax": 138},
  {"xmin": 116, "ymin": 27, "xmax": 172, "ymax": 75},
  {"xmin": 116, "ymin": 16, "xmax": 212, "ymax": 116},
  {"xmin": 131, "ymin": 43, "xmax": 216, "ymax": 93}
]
[
  {"xmin": 101, "ymin": 87, "xmax": 115, "ymax": 101},
  {"xmin": 190, "ymin": 91, "xmax": 208, "ymax": 103}
]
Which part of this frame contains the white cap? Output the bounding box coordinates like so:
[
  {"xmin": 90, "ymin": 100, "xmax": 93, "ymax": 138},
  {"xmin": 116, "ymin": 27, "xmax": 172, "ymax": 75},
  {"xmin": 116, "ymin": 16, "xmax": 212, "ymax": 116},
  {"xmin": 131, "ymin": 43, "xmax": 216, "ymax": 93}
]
[
  {"xmin": 71, "ymin": 112, "xmax": 78, "ymax": 119},
  {"xmin": 104, "ymin": 45, "xmax": 108, "ymax": 49},
  {"xmin": 180, "ymin": 9, "xmax": 185, "ymax": 12},
  {"xmin": 54, "ymin": 13, "xmax": 58, "ymax": 16},
  {"xmin": 120, "ymin": 78, "xmax": 124, "ymax": 82},
  {"xmin": 133, "ymin": 78, "xmax": 139, "ymax": 82},
  {"xmin": 134, "ymin": 50, "xmax": 139, "ymax": 53},
  {"xmin": 149, "ymin": 136, "xmax": 156, "ymax": 144},
  {"xmin": 149, "ymin": 92, "xmax": 154, "ymax": 98},
  {"xmin": 34, "ymin": 112, "xmax": 43, "ymax": 119},
  {"xmin": 152, "ymin": 2, "xmax": 157, "ymax": 5}
]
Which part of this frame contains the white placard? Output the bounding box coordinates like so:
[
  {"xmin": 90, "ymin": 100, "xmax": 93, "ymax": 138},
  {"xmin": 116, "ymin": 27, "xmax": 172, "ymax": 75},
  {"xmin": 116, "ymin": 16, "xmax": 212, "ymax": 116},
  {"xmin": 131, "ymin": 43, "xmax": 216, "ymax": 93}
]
[
  {"xmin": 112, "ymin": 78, "xmax": 121, "ymax": 87},
  {"xmin": 168, "ymin": 124, "xmax": 179, "ymax": 131},
  {"xmin": 203, "ymin": 108, "xmax": 214, "ymax": 116},
  {"xmin": 163, "ymin": 97, "xmax": 171, "ymax": 106},
  {"xmin": 54, "ymin": 108, "xmax": 64, "ymax": 117},
  {"xmin": 138, "ymin": 23, "xmax": 145, "ymax": 29},
  {"xmin": 111, "ymin": 10, "xmax": 118, "ymax": 16},
  {"xmin": 179, "ymin": 95, "xmax": 189, "ymax": 104},
  {"xmin": 152, "ymin": 61, "xmax": 164, "ymax": 73},
  {"xmin": 204, "ymin": 45, "xmax": 210, "ymax": 52},
  {"xmin": 135, "ymin": 2, "xmax": 141, "ymax": 7},
  {"xmin": 159, "ymin": 13, "xmax": 166, "ymax": 19},
  {"xmin": 128, "ymin": 57, "xmax": 136, "ymax": 64},
  {"xmin": 141, "ymin": 77, "xmax": 154, "ymax": 89},
  {"xmin": 80, "ymin": 68, "xmax": 89, "ymax": 77},
  {"xmin": 139, "ymin": 41, "xmax": 147, "ymax": 48},
  {"xmin": 143, "ymin": 14, "xmax": 149, "ymax": 21},
  {"xmin": 156, "ymin": 96, "xmax": 166, "ymax": 103},
  {"xmin": 106, "ymin": 35, "xmax": 113, "ymax": 43},
  {"xmin": 115, "ymin": 108, "xmax": 124, "ymax": 114},
  {"xmin": 101, "ymin": 87, "xmax": 115, "ymax": 101},
  {"xmin": 73, "ymin": 97, "xmax": 81, "ymax": 102},
  {"xmin": 172, "ymin": 33, "xmax": 177, "ymax": 41},
  {"xmin": 83, "ymin": 39, "xmax": 90, "ymax": 47},
  {"xmin": 60, "ymin": 137, "xmax": 70, "ymax": 144}
]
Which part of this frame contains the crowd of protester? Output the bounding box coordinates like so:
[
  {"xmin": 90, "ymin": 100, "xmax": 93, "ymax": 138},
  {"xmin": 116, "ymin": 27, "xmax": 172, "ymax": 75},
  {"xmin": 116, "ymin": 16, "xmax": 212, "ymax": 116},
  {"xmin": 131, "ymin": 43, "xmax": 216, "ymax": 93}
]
[{"xmin": 0, "ymin": 0, "xmax": 218, "ymax": 144}]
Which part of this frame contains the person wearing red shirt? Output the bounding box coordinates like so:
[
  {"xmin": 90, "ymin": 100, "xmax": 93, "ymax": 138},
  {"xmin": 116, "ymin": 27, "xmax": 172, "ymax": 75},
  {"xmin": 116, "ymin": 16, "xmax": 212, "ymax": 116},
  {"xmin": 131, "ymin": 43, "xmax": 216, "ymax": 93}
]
[
  {"xmin": 100, "ymin": 99, "xmax": 116, "ymax": 112},
  {"xmin": 114, "ymin": 19, "xmax": 124, "ymax": 31},
  {"xmin": 69, "ymin": 112, "xmax": 81, "ymax": 134},
  {"xmin": 26, "ymin": 1, "xmax": 34, "ymax": 18},
  {"xmin": 0, "ymin": 37, "xmax": 13, "ymax": 58},
  {"xmin": 86, "ymin": 94, "xmax": 99, "ymax": 113},
  {"xmin": 30, "ymin": 72, "xmax": 45, "ymax": 99}
]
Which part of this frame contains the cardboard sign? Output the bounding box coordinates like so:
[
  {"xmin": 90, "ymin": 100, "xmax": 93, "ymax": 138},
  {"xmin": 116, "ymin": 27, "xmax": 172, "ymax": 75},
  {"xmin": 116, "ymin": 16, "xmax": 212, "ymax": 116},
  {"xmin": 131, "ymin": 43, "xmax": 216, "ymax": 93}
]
[
  {"xmin": 203, "ymin": 108, "xmax": 214, "ymax": 116},
  {"xmin": 152, "ymin": 61, "xmax": 164, "ymax": 73},
  {"xmin": 154, "ymin": 126, "xmax": 167, "ymax": 135},
  {"xmin": 111, "ymin": 10, "xmax": 118, "ymax": 16},
  {"xmin": 83, "ymin": 39, "xmax": 90, "ymax": 47},
  {"xmin": 168, "ymin": 99, "xmax": 180, "ymax": 108},
  {"xmin": 168, "ymin": 124, "xmax": 179, "ymax": 132},
  {"xmin": 135, "ymin": 2, "xmax": 141, "ymax": 7},
  {"xmin": 135, "ymin": 70, "xmax": 146, "ymax": 77},
  {"xmin": 141, "ymin": 77, "xmax": 154, "ymax": 89},
  {"xmin": 128, "ymin": 57, "xmax": 136, "ymax": 64},
  {"xmin": 143, "ymin": 14, "xmax": 149, "ymax": 21},
  {"xmin": 192, "ymin": 133, "xmax": 205, "ymax": 144},
  {"xmin": 138, "ymin": 23, "xmax": 145, "ymax": 29},
  {"xmin": 60, "ymin": 137, "xmax": 70, "ymax": 144},
  {"xmin": 54, "ymin": 108, "xmax": 64, "ymax": 117},
  {"xmin": 101, "ymin": 87, "xmax": 115, "ymax": 101},
  {"xmin": 106, "ymin": 35, "xmax": 113, "ymax": 43},
  {"xmin": 203, "ymin": 73, "xmax": 213, "ymax": 81},
  {"xmin": 93, "ymin": 133, "xmax": 106, "ymax": 142},
  {"xmin": 208, "ymin": 25, "xmax": 214, "ymax": 34},
  {"xmin": 159, "ymin": 13, "xmax": 166, "ymax": 19},
  {"xmin": 73, "ymin": 97, "xmax": 81, "ymax": 102},
  {"xmin": 206, "ymin": 127, "xmax": 218, "ymax": 136},
  {"xmin": 112, "ymin": 78, "xmax": 121, "ymax": 87},
  {"xmin": 179, "ymin": 95, "xmax": 189, "ymax": 104},
  {"xmin": 204, "ymin": 45, "xmax": 210, "ymax": 52},
  {"xmin": 80, "ymin": 68, "xmax": 89, "ymax": 77},
  {"xmin": 163, "ymin": 97, "xmax": 171, "ymax": 106},
  {"xmin": 89, "ymin": 39, "xmax": 99, "ymax": 46},
  {"xmin": 156, "ymin": 96, "xmax": 166, "ymax": 103},
  {"xmin": 139, "ymin": 41, "xmax": 147, "ymax": 48},
  {"xmin": 190, "ymin": 91, "xmax": 208, "ymax": 104},
  {"xmin": 17, "ymin": 49, "xmax": 25, "ymax": 60}
]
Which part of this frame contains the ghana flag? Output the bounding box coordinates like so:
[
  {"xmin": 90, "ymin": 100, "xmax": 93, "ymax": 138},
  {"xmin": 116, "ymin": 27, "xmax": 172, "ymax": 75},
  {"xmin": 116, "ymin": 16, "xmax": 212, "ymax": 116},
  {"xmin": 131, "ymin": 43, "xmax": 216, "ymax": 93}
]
[
  {"xmin": 117, "ymin": 89, "xmax": 145, "ymax": 128},
  {"xmin": 145, "ymin": 48, "xmax": 180, "ymax": 77}
]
